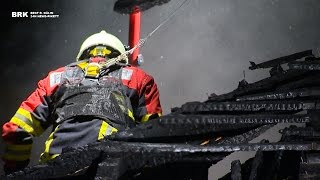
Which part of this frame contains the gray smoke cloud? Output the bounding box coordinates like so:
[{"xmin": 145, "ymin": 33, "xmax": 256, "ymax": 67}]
[
  {"xmin": 1, "ymin": 0, "xmax": 320, "ymax": 178},
  {"xmin": 141, "ymin": 0, "xmax": 320, "ymax": 114}
]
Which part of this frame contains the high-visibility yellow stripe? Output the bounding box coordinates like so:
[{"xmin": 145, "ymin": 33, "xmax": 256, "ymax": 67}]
[
  {"xmin": 141, "ymin": 114, "xmax": 152, "ymax": 123},
  {"xmin": 128, "ymin": 109, "xmax": 135, "ymax": 121},
  {"xmin": 141, "ymin": 113, "xmax": 162, "ymax": 123},
  {"xmin": 99, "ymin": 121, "xmax": 119, "ymax": 139},
  {"xmin": 98, "ymin": 121, "xmax": 108, "ymax": 140},
  {"xmin": 111, "ymin": 127, "xmax": 118, "ymax": 134},
  {"xmin": 13, "ymin": 114, "xmax": 42, "ymax": 136},
  {"xmin": 3, "ymin": 153, "xmax": 30, "ymax": 161},
  {"xmin": 43, "ymin": 134, "xmax": 54, "ymax": 154},
  {"xmin": 106, "ymin": 124, "xmax": 118, "ymax": 135},
  {"xmin": 112, "ymin": 91, "xmax": 124, "ymax": 100},
  {"xmin": 16, "ymin": 108, "xmax": 44, "ymax": 135},
  {"xmin": 111, "ymin": 128, "xmax": 118, "ymax": 134},
  {"xmin": 40, "ymin": 126, "xmax": 60, "ymax": 162},
  {"xmin": 10, "ymin": 117, "xmax": 35, "ymax": 135},
  {"xmin": 40, "ymin": 153, "xmax": 60, "ymax": 163},
  {"xmin": 117, "ymin": 103, "xmax": 135, "ymax": 122},
  {"xmin": 17, "ymin": 108, "xmax": 33, "ymax": 122},
  {"xmin": 43, "ymin": 126, "xmax": 58, "ymax": 153},
  {"xmin": 6, "ymin": 144, "xmax": 32, "ymax": 151}
]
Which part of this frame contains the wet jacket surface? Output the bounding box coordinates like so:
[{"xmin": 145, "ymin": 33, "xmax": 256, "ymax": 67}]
[{"xmin": 1, "ymin": 62, "xmax": 162, "ymax": 169}]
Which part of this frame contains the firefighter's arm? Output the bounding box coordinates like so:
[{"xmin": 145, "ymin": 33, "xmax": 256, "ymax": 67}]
[
  {"xmin": 136, "ymin": 74, "xmax": 162, "ymax": 123},
  {"xmin": 2, "ymin": 73, "xmax": 57, "ymax": 174}
]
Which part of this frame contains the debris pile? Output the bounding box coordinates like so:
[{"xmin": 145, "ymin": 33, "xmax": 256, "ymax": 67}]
[{"xmin": 4, "ymin": 50, "xmax": 320, "ymax": 180}]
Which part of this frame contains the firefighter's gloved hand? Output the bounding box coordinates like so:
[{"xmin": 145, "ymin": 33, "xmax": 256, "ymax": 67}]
[{"xmin": 3, "ymin": 159, "xmax": 29, "ymax": 175}]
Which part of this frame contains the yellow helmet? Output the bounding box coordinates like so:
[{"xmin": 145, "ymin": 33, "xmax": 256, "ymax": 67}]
[{"xmin": 76, "ymin": 30, "xmax": 126, "ymax": 61}]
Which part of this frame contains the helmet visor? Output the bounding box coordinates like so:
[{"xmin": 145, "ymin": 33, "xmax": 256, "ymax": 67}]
[{"xmin": 89, "ymin": 46, "xmax": 112, "ymax": 57}]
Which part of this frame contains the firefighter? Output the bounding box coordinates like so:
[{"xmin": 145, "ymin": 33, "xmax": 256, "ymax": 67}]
[{"xmin": 1, "ymin": 30, "xmax": 162, "ymax": 174}]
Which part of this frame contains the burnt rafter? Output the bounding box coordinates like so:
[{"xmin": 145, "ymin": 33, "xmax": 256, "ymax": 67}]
[
  {"xmin": 178, "ymin": 100, "xmax": 320, "ymax": 113},
  {"xmin": 5, "ymin": 140, "xmax": 320, "ymax": 180},
  {"xmin": 249, "ymin": 49, "xmax": 313, "ymax": 70},
  {"xmin": 289, "ymin": 60, "xmax": 320, "ymax": 70},
  {"xmin": 157, "ymin": 114, "xmax": 310, "ymax": 125},
  {"xmin": 236, "ymin": 87, "xmax": 320, "ymax": 101},
  {"xmin": 207, "ymin": 69, "xmax": 319, "ymax": 102}
]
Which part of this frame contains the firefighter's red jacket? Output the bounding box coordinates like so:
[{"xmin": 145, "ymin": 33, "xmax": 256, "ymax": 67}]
[{"xmin": 2, "ymin": 62, "xmax": 162, "ymax": 168}]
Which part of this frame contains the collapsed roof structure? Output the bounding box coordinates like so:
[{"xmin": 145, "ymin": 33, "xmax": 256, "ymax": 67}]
[{"xmin": 3, "ymin": 49, "xmax": 320, "ymax": 180}]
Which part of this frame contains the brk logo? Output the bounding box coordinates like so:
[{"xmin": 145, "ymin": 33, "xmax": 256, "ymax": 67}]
[{"xmin": 12, "ymin": 12, "xmax": 28, "ymax": 18}]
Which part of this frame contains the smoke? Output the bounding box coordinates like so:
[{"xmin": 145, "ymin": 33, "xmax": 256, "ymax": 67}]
[
  {"xmin": 140, "ymin": 0, "xmax": 320, "ymax": 114},
  {"xmin": 1, "ymin": 0, "xmax": 320, "ymax": 178}
]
